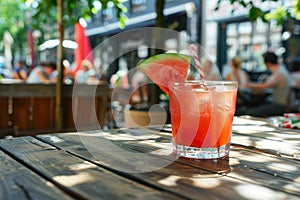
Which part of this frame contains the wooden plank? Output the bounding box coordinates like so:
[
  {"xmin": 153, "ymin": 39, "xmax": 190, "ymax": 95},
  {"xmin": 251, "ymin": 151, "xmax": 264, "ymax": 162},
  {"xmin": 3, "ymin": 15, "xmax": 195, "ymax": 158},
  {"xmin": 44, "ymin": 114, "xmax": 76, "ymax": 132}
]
[
  {"xmin": 0, "ymin": 84, "xmax": 56, "ymax": 97},
  {"xmin": 231, "ymin": 117, "xmax": 300, "ymax": 159},
  {"xmin": 148, "ymin": 119, "xmax": 300, "ymax": 162},
  {"xmin": 64, "ymin": 83, "xmax": 109, "ymax": 97},
  {"xmin": 0, "ymin": 97, "xmax": 16, "ymax": 138},
  {"xmin": 33, "ymin": 134, "xmax": 245, "ymax": 200},
  {"xmin": 232, "ymin": 117, "xmax": 300, "ymax": 144},
  {"xmin": 0, "ymin": 83, "xmax": 109, "ymax": 134},
  {"xmin": 154, "ymin": 119, "xmax": 300, "ymax": 160},
  {"xmin": 107, "ymin": 131, "xmax": 300, "ymax": 194},
  {"xmin": 229, "ymin": 147, "xmax": 300, "ymax": 182},
  {"xmin": 231, "ymin": 134, "xmax": 300, "ymax": 159},
  {"xmin": 37, "ymin": 131, "xmax": 300, "ymax": 199},
  {"xmin": 72, "ymin": 96, "xmax": 108, "ymax": 130},
  {"xmin": 74, "ymin": 97, "xmax": 98, "ymax": 128},
  {"xmin": 0, "ymin": 83, "xmax": 109, "ymax": 98},
  {"xmin": 96, "ymin": 96, "xmax": 107, "ymax": 127},
  {"xmin": 12, "ymin": 98, "xmax": 31, "ymax": 130},
  {"xmin": 0, "ymin": 137, "xmax": 183, "ymax": 200},
  {"xmin": 32, "ymin": 97, "xmax": 55, "ymax": 130},
  {"xmin": 0, "ymin": 150, "xmax": 72, "ymax": 199},
  {"xmin": 133, "ymin": 124, "xmax": 300, "ymax": 161},
  {"xmin": 0, "ymin": 97, "xmax": 9, "ymax": 128},
  {"xmin": 63, "ymin": 97, "xmax": 75, "ymax": 129},
  {"xmin": 135, "ymin": 128, "xmax": 300, "ymax": 182}
]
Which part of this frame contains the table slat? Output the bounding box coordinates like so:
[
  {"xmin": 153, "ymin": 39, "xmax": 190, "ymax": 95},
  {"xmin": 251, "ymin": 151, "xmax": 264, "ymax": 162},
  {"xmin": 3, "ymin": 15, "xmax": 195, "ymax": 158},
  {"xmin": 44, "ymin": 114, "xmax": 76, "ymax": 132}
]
[
  {"xmin": 37, "ymin": 131, "xmax": 300, "ymax": 200},
  {"xmin": 0, "ymin": 150, "xmax": 73, "ymax": 200},
  {"xmin": 0, "ymin": 137, "xmax": 182, "ymax": 200}
]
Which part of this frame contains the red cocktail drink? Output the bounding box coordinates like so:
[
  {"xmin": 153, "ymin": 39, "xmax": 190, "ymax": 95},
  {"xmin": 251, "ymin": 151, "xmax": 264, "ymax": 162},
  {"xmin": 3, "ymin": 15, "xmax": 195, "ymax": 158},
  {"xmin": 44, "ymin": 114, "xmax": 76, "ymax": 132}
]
[{"xmin": 169, "ymin": 81, "xmax": 238, "ymax": 159}]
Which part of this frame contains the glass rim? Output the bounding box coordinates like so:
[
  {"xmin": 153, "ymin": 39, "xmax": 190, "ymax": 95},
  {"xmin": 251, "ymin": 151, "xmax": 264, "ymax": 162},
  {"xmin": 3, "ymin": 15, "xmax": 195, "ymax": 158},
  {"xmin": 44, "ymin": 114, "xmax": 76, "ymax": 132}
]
[{"xmin": 168, "ymin": 80, "xmax": 238, "ymax": 86}]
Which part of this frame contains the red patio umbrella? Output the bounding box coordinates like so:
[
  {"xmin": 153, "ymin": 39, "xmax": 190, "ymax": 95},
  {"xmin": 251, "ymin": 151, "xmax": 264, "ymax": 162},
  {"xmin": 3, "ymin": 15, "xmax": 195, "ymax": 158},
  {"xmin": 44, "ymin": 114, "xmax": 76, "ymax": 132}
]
[{"xmin": 73, "ymin": 22, "xmax": 94, "ymax": 74}]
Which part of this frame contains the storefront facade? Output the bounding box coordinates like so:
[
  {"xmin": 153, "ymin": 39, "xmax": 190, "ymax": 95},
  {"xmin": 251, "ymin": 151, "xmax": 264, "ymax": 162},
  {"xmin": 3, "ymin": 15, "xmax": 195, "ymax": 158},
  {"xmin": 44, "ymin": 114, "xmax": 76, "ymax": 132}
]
[
  {"xmin": 204, "ymin": 0, "xmax": 296, "ymax": 77},
  {"xmin": 86, "ymin": 0, "xmax": 202, "ymax": 81}
]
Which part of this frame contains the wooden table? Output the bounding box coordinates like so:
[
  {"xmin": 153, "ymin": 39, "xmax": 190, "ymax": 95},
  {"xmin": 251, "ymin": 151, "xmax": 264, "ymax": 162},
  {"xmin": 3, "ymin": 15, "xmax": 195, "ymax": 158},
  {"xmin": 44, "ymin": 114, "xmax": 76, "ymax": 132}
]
[{"xmin": 0, "ymin": 116, "xmax": 299, "ymax": 199}]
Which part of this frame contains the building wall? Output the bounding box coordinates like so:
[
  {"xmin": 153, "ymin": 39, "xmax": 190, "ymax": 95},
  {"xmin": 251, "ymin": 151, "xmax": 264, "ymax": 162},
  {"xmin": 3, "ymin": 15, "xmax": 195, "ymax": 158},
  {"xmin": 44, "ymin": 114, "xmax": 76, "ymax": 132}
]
[
  {"xmin": 203, "ymin": 0, "xmax": 293, "ymax": 76},
  {"xmin": 86, "ymin": 0, "xmax": 202, "ymax": 81}
]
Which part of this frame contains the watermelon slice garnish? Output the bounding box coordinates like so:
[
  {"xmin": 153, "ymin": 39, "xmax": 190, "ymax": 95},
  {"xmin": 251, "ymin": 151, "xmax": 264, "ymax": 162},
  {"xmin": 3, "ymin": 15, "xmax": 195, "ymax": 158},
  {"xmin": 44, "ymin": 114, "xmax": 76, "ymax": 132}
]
[{"xmin": 138, "ymin": 53, "xmax": 191, "ymax": 95}]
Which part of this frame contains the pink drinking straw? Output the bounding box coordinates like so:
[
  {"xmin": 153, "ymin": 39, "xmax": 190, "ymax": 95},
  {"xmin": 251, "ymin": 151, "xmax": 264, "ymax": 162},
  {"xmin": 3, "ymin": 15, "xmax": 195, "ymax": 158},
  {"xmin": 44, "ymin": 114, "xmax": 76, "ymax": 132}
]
[{"xmin": 189, "ymin": 44, "xmax": 206, "ymax": 81}]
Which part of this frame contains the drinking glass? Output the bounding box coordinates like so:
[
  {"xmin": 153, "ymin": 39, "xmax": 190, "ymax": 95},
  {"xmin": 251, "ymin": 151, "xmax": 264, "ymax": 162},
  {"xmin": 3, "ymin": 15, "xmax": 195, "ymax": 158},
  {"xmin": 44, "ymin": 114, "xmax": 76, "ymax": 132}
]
[{"xmin": 169, "ymin": 81, "xmax": 238, "ymax": 159}]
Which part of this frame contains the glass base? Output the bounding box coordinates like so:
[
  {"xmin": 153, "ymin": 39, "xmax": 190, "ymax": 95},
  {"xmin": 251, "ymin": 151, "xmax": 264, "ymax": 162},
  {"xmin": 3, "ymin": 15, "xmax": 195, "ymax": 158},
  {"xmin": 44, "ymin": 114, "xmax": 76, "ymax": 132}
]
[{"xmin": 173, "ymin": 143, "xmax": 230, "ymax": 159}]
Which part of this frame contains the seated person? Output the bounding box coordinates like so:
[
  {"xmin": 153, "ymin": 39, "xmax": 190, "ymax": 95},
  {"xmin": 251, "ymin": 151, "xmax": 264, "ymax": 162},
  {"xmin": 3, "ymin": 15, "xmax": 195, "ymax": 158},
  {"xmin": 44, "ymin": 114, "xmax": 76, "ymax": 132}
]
[
  {"xmin": 244, "ymin": 51, "xmax": 292, "ymax": 117},
  {"xmin": 27, "ymin": 61, "xmax": 57, "ymax": 83},
  {"xmin": 75, "ymin": 59, "xmax": 96, "ymax": 83},
  {"xmin": 12, "ymin": 60, "xmax": 28, "ymax": 80},
  {"xmin": 225, "ymin": 57, "xmax": 249, "ymax": 88}
]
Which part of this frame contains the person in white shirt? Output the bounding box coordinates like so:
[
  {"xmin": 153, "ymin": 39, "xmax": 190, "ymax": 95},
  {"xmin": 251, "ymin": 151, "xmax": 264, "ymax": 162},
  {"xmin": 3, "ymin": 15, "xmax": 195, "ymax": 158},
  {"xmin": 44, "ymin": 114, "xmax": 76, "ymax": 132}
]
[
  {"xmin": 75, "ymin": 59, "xmax": 96, "ymax": 83},
  {"xmin": 27, "ymin": 62, "xmax": 56, "ymax": 84}
]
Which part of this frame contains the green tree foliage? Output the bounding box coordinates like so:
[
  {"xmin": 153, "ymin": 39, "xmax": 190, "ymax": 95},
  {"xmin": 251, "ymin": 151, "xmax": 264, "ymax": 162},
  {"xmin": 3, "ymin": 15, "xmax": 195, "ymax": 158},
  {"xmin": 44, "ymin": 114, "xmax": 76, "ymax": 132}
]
[
  {"xmin": 215, "ymin": 0, "xmax": 300, "ymax": 25},
  {"xmin": 0, "ymin": 0, "xmax": 128, "ymax": 58},
  {"xmin": 26, "ymin": 0, "xmax": 127, "ymax": 30},
  {"xmin": 0, "ymin": 0, "xmax": 27, "ymax": 55}
]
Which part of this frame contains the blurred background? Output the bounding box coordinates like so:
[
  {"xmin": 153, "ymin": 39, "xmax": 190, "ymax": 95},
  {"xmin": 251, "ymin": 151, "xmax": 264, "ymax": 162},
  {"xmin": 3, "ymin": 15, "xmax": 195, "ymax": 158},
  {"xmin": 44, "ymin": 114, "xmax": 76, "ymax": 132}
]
[{"xmin": 0, "ymin": 0, "xmax": 299, "ymax": 81}]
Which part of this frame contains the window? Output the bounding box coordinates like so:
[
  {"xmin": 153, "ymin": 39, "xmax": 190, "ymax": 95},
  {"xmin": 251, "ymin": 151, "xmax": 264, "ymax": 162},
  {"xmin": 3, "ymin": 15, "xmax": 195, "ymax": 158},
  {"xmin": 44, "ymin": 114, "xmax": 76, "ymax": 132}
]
[
  {"xmin": 102, "ymin": 2, "xmax": 114, "ymax": 22},
  {"xmin": 225, "ymin": 20, "xmax": 282, "ymax": 71},
  {"xmin": 131, "ymin": 0, "xmax": 147, "ymax": 13}
]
